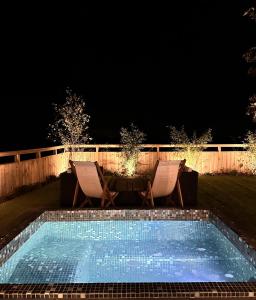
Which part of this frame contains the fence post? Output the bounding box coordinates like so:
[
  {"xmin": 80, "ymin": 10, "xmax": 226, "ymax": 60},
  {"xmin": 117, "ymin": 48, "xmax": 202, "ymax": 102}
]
[
  {"xmin": 157, "ymin": 146, "xmax": 160, "ymax": 160},
  {"xmin": 36, "ymin": 152, "xmax": 41, "ymax": 159},
  {"xmin": 15, "ymin": 154, "xmax": 20, "ymax": 163},
  {"xmin": 96, "ymin": 146, "xmax": 99, "ymax": 161}
]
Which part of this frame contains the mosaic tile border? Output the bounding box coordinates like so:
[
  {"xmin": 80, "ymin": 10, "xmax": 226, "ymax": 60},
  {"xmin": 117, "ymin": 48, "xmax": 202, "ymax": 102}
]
[
  {"xmin": 0, "ymin": 209, "xmax": 256, "ymax": 299},
  {"xmin": 0, "ymin": 220, "xmax": 45, "ymax": 266},
  {"xmin": 0, "ymin": 282, "xmax": 256, "ymax": 299},
  {"xmin": 38, "ymin": 208, "xmax": 210, "ymax": 222}
]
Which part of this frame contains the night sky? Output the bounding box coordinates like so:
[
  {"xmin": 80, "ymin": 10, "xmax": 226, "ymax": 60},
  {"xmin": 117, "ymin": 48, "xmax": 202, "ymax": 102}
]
[{"xmin": 1, "ymin": 2, "xmax": 255, "ymax": 150}]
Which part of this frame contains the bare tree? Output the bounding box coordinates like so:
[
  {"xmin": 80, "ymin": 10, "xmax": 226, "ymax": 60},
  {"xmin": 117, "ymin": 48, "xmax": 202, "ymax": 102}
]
[{"xmin": 48, "ymin": 88, "xmax": 92, "ymax": 145}]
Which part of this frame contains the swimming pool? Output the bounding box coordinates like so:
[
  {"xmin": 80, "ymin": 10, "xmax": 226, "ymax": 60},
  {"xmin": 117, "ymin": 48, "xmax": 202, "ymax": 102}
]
[{"xmin": 0, "ymin": 209, "xmax": 256, "ymax": 298}]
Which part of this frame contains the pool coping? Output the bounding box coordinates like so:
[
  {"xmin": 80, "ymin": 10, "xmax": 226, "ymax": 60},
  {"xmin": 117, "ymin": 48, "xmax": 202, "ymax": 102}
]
[{"xmin": 0, "ymin": 209, "xmax": 256, "ymax": 299}]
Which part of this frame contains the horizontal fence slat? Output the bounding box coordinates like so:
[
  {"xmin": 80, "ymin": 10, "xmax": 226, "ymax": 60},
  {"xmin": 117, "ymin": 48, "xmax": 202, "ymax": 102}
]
[{"xmin": 0, "ymin": 145, "xmax": 66, "ymax": 158}]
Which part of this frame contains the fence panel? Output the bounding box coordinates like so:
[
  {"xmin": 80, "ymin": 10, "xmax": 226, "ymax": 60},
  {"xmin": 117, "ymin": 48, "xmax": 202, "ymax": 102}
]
[
  {"xmin": 0, "ymin": 152, "xmax": 69, "ymax": 198},
  {"xmin": 0, "ymin": 144, "xmax": 252, "ymax": 198}
]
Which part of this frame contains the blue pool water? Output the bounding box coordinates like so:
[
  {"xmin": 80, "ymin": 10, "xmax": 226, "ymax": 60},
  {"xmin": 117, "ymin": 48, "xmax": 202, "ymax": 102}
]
[{"xmin": 0, "ymin": 221, "xmax": 256, "ymax": 283}]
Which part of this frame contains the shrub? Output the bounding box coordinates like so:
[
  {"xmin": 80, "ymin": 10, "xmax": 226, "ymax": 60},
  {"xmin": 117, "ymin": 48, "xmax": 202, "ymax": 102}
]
[
  {"xmin": 243, "ymin": 130, "xmax": 256, "ymax": 174},
  {"xmin": 168, "ymin": 125, "xmax": 212, "ymax": 171},
  {"xmin": 120, "ymin": 123, "xmax": 146, "ymax": 176}
]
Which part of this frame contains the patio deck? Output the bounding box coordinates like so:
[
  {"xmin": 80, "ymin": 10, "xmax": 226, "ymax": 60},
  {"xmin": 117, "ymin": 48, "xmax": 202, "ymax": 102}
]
[{"xmin": 0, "ymin": 175, "xmax": 256, "ymax": 248}]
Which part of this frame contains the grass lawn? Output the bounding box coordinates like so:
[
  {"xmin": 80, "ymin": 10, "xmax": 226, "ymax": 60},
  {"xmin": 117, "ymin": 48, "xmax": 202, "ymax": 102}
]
[
  {"xmin": 197, "ymin": 175, "xmax": 256, "ymax": 247},
  {"xmin": 0, "ymin": 181, "xmax": 61, "ymax": 237},
  {"xmin": 0, "ymin": 175, "xmax": 256, "ymax": 246}
]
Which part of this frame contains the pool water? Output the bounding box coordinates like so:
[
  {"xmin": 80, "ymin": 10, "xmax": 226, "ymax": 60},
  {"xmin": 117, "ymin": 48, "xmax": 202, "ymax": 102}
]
[{"xmin": 0, "ymin": 220, "xmax": 256, "ymax": 283}]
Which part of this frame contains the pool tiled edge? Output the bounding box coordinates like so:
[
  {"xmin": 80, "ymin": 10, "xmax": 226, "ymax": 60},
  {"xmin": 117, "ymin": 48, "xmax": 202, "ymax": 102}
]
[
  {"xmin": 0, "ymin": 209, "xmax": 256, "ymax": 299},
  {"xmin": 0, "ymin": 282, "xmax": 256, "ymax": 299},
  {"xmin": 39, "ymin": 209, "xmax": 210, "ymax": 221},
  {"xmin": 0, "ymin": 219, "xmax": 45, "ymax": 267},
  {"xmin": 210, "ymin": 212, "xmax": 256, "ymax": 271}
]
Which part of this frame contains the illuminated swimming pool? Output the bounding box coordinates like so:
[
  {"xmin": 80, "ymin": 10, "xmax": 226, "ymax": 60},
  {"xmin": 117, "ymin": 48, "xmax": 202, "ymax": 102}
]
[
  {"xmin": 1, "ymin": 220, "xmax": 256, "ymax": 284},
  {"xmin": 0, "ymin": 210, "xmax": 256, "ymax": 298}
]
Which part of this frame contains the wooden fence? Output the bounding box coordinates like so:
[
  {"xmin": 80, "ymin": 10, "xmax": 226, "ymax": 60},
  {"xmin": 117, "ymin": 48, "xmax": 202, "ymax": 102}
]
[{"xmin": 0, "ymin": 144, "xmax": 252, "ymax": 199}]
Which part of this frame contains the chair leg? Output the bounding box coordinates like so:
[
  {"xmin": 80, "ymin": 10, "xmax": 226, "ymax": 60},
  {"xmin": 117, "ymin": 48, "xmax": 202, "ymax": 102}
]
[
  {"xmin": 105, "ymin": 200, "xmax": 110, "ymax": 208},
  {"xmin": 104, "ymin": 198, "xmax": 115, "ymax": 208},
  {"xmin": 138, "ymin": 192, "xmax": 146, "ymax": 207},
  {"xmin": 143, "ymin": 198, "xmax": 153, "ymax": 208},
  {"xmin": 177, "ymin": 179, "xmax": 184, "ymax": 208},
  {"xmin": 100, "ymin": 197, "xmax": 105, "ymax": 208},
  {"xmin": 150, "ymin": 195, "xmax": 154, "ymax": 208},
  {"xmin": 165, "ymin": 195, "xmax": 175, "ymax": 207},
  {"xmin": 110, "ymin": 199, "xmax": 116, "ymax": 208},
  {"xmin": 80, "ymin": 196, "xmax": 92, "ymax": 208},
  {"xmin": 110, "ymin": 193, "xmax": 118, "ymax": 208},
  {"xmin": 72, "ymin": 181, "xmax": 80, "ymax": 207},
  {"xmin": 141, "ymin": 198, "xmax": 146, "ymax": 207}
]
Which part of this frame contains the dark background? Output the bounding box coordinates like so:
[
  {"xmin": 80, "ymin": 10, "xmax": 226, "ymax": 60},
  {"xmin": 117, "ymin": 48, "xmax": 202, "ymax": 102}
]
[{"xmin": 0, "ymin": 2, "xmax": 255, "ymax": 150}]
